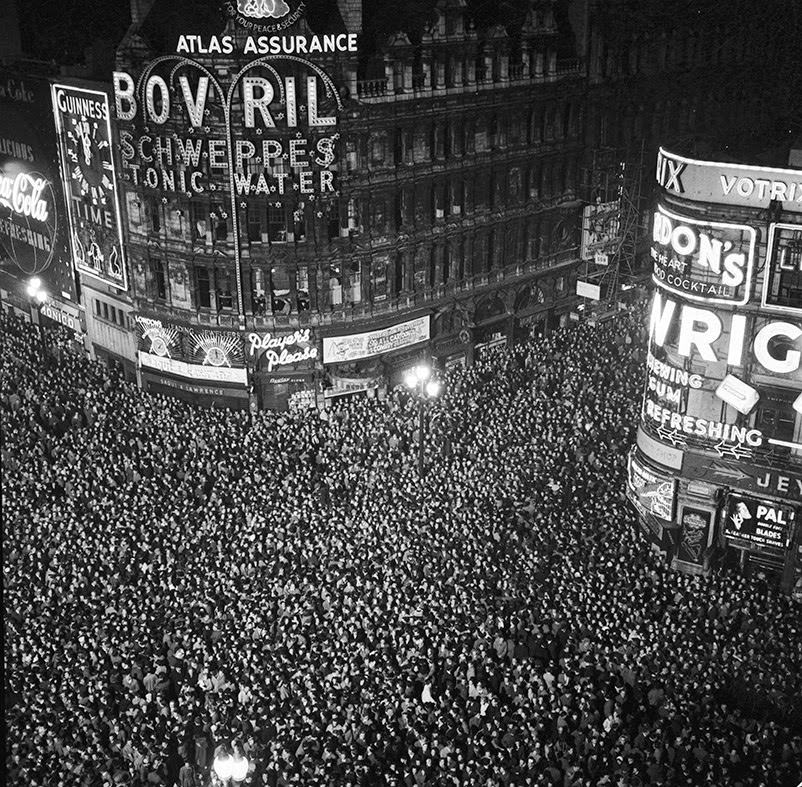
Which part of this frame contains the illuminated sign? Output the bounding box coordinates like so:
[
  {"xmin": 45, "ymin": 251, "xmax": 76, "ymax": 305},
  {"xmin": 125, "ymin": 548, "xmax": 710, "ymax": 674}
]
[
  {"xmin": 0, "ymin": 74, "xmax": 75, "ymax": 301},
  {"xmin": 762, "ymin": 222, "xmax": 802, "ymax": 314},
  {"xmin": 650, "ymin": 205, "xmax": 755, "ymax": 305},
  {"xmin": 580, "ymin": 200, "xmax": 620, "ymax": 261},
  {"xmin": 649, "ymin": 291, "xmax": 802, "ymax": 376},
  {"xmin": 722, "ymin": 494, "xmax": 795, "ymax": 556},
  {"xmin": 247, "ymin": 328, "xmax": 318, "ymax": 371},
  {"xmin": 677, "ymin": 507, "xmax": 711, "ymax": 565},
  {"xmin": 135, "ymin": 316, "xmax": 246, "ymax": 372},
  {"xmin": 223, "ymin": 0, "xmax": 307, "ymax": 33},
  {"xmin": 681, "ymin": 452, "xmax": 802, "ymax": 501},
  {"xmin": 656, "ymin": 148, "xmax": 802, "ymax": 213},
  {"xmin": 627, "ymin": 450, "xmax": 677, "ymax": 521},
  {"xmin": 52, "ymin": 83, "xmax": 127, "ymax": 290},
  {"xmin": 645, "ymin": 349, "xmax": 702, "ymax": 409},
  {"xmin": 323, "ymin": 316, "xmax": 431, "ymax": 364},
  {"xmin": 576, "ymin": 280, "xmax": 600, "ymax": 300}
]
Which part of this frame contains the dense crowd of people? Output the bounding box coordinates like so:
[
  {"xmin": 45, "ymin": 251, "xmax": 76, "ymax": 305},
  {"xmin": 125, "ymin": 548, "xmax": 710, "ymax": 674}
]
[{"xmin": 3, "ymin": 306, "xmax": 801, "ymax": 787}]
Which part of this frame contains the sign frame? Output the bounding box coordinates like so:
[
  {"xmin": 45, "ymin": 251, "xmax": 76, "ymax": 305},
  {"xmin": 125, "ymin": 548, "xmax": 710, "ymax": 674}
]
[{"xmin": 761, "ymin": 222, "xmax": 802, "ymax": 315}]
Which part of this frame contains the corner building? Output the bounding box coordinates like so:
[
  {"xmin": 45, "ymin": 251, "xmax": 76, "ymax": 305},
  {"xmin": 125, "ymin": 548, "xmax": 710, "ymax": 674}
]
[
  {"xmin": 627, "ymin": 147, "xmax": 802, "ymax": 591},
  {"xmin": 113, "ymin": 0, "xmax": 585, "ymax": 410}
]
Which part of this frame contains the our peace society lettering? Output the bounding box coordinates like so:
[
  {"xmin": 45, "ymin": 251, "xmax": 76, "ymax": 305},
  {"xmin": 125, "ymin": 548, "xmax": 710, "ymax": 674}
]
[
  {"xmin": 656, "ymin": 148, "xmax": 802, "ymax": 213},
  {"xmin": 650, "ymin": 205, "xmax": 754, "ymax": 305},
  {"xmin": 247, "ymin": 329, "xmax": 318, "ymax": 371},
  {"xmin": 649, "ymin": 292, "xmax": 802, "ymax": 376}
]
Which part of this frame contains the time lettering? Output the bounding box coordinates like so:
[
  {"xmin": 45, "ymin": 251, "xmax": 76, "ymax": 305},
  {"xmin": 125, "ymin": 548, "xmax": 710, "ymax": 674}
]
[{"xmin": 69, "ymin": 195, "xmax": 114, "ymax": 228}]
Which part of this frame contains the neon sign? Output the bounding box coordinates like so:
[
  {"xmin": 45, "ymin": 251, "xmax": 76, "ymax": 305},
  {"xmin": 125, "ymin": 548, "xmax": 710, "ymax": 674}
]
[
  {"xmin": 248, "ymin": 329, "xmax": 318, "ymax": 371},
  {"xmin": 656, "ymin": 148, "xmax": 802, "ymax": 213},
  {"xmin": 649, "ymin": 291, "xmax": 802, "ymax": 375},
  {"xmin": 52, "ymin": 83, "xmax": 127, "ymax": 290},
  {"xmin": 0, "ymin": 173, "xmax": 50, "ymax": 222},
  {"xmin": 651, "ymin": 205, "xmax": 755, "ymax": 305}
]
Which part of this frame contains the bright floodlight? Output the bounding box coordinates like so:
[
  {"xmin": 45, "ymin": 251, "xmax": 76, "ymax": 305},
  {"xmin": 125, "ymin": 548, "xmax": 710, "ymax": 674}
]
[
  {"xmin": 416, "ymin": 365, "xmax": 431, "ymax": 381},
  {"xmin": 35, "ymin": 290, "xmax": 48, "ymax": 303},
  {"xmin": 29, "ymin": 277, "xmax": 41, "ymax": 290},
  {"xmin": 404, "ymin": 371, "xmax": 418, "ymax": 389},
  {"xmin": 425, "ymin": 380, "xmax": 441, "ymax": 398},
  {"xmin": 213, "ymin": 754, "xmax": 234, "ymax": 781},
  {"xmin": 231, "ymin": 755, "xmax": 249, "ymax": 782}
]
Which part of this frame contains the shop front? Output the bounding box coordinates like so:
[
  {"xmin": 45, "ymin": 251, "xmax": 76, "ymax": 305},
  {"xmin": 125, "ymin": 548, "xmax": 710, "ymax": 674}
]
[
  {"xmin": 322, "ymin": 314, "xmax": 431, "ymax": 399},
  {"xmin": 247, "ymin": 328, "xmax": 319, "ymax": 411}
]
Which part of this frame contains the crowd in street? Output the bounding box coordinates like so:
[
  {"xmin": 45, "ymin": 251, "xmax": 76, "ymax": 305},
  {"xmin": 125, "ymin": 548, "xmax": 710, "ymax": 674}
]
[{"xmin": 3, "ymin": 306, "xmax": 801, "ymax": 787}]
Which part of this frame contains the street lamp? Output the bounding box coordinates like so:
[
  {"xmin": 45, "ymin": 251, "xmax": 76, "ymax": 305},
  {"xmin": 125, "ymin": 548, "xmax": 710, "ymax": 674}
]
[
  {"xmin": 405, "ymin": 363, "xmax": 442, "ymax": 477},
  {"xmin": 26, "ymin": 277, "xmax": 48, "ymax": 352},
  {"xmin": 212, "ymin": 743, "xmax": 250, "ymax": 785}
]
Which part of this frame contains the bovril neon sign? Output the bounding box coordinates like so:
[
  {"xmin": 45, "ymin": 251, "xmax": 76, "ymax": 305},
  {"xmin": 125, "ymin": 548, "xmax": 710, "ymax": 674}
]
[{"xmin": 650, "ymin": 291, "xmax": 802, "ymax": 375}]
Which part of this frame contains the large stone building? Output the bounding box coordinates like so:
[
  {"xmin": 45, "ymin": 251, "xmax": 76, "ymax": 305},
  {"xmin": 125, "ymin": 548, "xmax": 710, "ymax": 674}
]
[{"xmin": 107, "ymin": 0, "xmax": 587, "ymax": 409}]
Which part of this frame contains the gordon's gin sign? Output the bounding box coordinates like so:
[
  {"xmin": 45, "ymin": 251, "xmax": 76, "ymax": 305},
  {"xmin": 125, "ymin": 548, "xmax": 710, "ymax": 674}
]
[{"xmin": 650, "ymin": 204, "xmax": 756, "ymax": 305}]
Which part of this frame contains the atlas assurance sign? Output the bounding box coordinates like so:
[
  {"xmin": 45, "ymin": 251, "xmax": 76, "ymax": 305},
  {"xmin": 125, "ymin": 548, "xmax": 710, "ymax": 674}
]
[{"xmin": 656, "ymin": 148, "xmax": 802, "ymax": 213}]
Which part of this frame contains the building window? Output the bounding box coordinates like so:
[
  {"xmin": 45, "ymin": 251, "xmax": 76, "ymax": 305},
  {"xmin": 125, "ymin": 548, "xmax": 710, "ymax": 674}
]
[
  {"xmin": 211, "ymin": 207, "xmax": 228, "ymax": 242},
  {"xmin": 197, "ymin": 267, "xmax": 212, "ymax": 309},
  {"xmin": 102, "ymin": 301, "xmax": 109, "ymax": 320},
  {"xmin": 755, "ymin": 389, "xmax": 798, "ymax": 454},
  {"xmin": 247, "ymin": 206, "xmax": 262, "ymax": 243},
  {"xmin": 268, "ymin": 205, "xmax": 287, "ymax": 243},
  {"xmin": 293, "ymin": 207, "xmax": 306, "ymax": 242},
  {"xmin": 217, "ymin": 270, "xmax": 234, "ymax": 311},
  {"xmin": 191, "ymin": 203, "xmax": 208, "ymax": 244},
  {"xmin": 349, "ymin": 262, "xmax": 362, "ymax": 303},
  {"xmin": 148, "ymin": 198, "xmax": 161, "ymax": 233},
  {"xmin": 393, "ymin": 253, "xmax": 404, "ymax": 295},
  {"xmin": 152, "ymin": 257, "xmax": 167, "ymax": 301},
  {"xmin": 94, "ymin": 300, "xmax": 101, "ymax": 316},
  {"xmin": 251, "ymin": 269, "xmax": 267, "ymax": 315},
  {"xmin": 296, "ymin": 265, "xmax": 310, "ymax": 311},
  {"xmin": 329, "ymin": 264, "xmax": 343, "ymax": 306}
]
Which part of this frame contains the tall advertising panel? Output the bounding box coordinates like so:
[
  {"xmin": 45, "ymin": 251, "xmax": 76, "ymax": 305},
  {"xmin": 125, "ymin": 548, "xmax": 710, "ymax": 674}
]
[
  {"xmin": 52, "ymin": 83, "xmax": 127, "ymax": 290},
  {"xmin": 0, "ymin": 73, "xmax": 76, "ymax": 303}
]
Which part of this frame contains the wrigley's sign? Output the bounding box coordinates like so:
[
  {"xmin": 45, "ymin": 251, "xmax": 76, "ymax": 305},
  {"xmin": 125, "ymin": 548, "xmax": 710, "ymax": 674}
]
[{"xmin": 657, "ymin": 148, "xmax": 802, "ymax": 213}]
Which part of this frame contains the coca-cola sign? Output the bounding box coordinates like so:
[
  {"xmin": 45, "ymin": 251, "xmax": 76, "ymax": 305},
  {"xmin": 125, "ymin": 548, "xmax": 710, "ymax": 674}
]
[{"xmin": 0, "ymin": 73, "xmax": 75, "ymax": 302}]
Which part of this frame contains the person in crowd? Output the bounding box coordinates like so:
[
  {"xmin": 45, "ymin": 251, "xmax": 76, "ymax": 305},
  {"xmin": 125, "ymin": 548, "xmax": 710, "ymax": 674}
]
[{"xmin": 2, "ymin": 307, "xmax": 800, "ymax": 787}]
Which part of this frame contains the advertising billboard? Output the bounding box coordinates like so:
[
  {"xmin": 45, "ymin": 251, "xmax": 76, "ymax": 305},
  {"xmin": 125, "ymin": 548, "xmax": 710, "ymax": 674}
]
[
  {"xmin": 762, "ymin": 222, "xmax": 802, "ymax": 314},
  {"xmin": 656, "ymin": 148, "xmax": 802, "ymax": 214},
  {"xmin": 323, "ymin": 315, "xmax": 430, "ymax": 364},
  {"xmin": 722, "ymin": 493, "xmax": 795, "ymax": 557},
  {"xmin": 627, "ymin": 450, "xmax": 678, "ymax": 521},
  {"xmin": 641, "ymin": 290, "xmax": 802, "ymax": 456},
  {"xmin": 247, "ymin": 328, "xmax": 318, "ymax": 372},
  {"xmin": 580, "ymin": 200, "xmax": 620, "ymax": 262},
  {"xmin": 52, "ymin": 82, "xmax": 127, "ymax": 290},
  {"xmin": 0, "ymin": 73, "xmax": 76, "ymax": 303},
  {"xmin": 135, "ymin": 315, "xmax": 247, "ymax": 384},
  {"xmin": 650, "ymin": 204, "xmax": 755, "ymax": 305}
]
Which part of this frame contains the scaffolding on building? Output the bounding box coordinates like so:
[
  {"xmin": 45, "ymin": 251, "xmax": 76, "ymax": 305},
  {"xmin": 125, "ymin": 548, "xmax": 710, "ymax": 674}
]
[{"xmin": 578, "ymin": 141, "xmax": 648, "ymax": 315}]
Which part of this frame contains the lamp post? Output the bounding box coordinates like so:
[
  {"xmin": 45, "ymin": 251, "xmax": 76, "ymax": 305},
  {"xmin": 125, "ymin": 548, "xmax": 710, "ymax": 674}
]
[
  {"xmin": 26, "ymin": 277, "xmax": 48, "ymax": 353},
  {"xmin": 404, "ymin": 363, "xmax": 442, "ymax": 478},
  {"xmin": 212, "ymin": 742, "xmax": 250, "ymax": 785}
]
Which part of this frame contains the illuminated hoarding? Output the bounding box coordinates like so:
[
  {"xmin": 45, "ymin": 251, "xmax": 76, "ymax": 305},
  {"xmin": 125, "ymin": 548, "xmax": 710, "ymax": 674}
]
[
  {"xmin": 722, "ymin": 493, "xmax": 795, "ymax": 557},
  {"xmin": 762, "ymin": 223, "xmax": 802, "ymax": 314},
  {"xmin": 247, "ymin": 328, "xmax": 318, "ymax": 371},
  {"xmin": 627, "ymin": 450, "xmax": 677, "ymax": 521},
  {"xmin": 650, "ymin": 204, "xmax": 755, "ymax": 305},
  {"xmin": 656, "ymin": 148, "xmax": 802, "ymax": 213},
  {"xmin": 641, "ymin": 290, "xmax": 802, "ymax": 456},
  {"xmin": 135, "ymin": 315, "xmax": 246, "ymax": 382},
  {"xmin": 0, "ymin": 73, "xmax": 76, "ymax": 302},
  {"xmin": 322, "ymin": 316, "xmax": 430, "ymax": 364},
  {"xmin": 52, "ymin": 83, "xmax": 127, "ymax": 290},
  {"xmin": 580, "ymin": 200, "xmax": 620, "ymax": 261}
]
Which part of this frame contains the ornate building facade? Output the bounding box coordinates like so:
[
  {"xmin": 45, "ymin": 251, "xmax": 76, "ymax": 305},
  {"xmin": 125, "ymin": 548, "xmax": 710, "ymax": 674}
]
[{"xmin": 111, "ymin": 0, "xmax": 586, "ymax": 409}]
